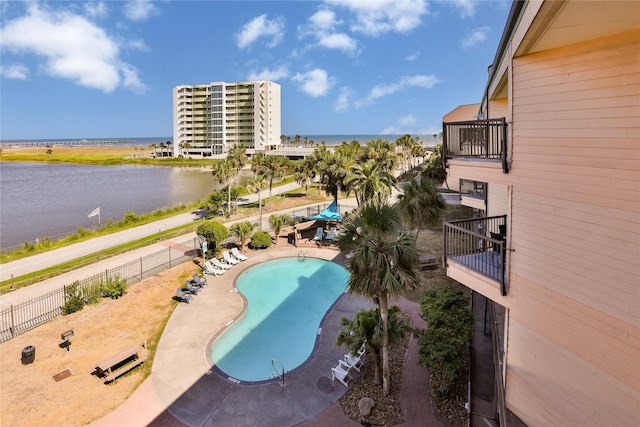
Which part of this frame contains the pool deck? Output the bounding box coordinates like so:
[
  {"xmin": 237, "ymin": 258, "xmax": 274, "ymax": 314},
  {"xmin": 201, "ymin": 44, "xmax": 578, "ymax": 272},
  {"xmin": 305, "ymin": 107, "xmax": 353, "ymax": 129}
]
[{"xmin": 92, "ymin": 247, "xmax": 445, "ymax": 427}]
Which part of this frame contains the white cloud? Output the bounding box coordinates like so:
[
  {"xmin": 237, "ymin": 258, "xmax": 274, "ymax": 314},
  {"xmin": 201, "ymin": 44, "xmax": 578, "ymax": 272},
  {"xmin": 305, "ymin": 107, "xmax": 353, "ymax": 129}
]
[
  {"xmin": 356, "ymin": 73, "xmax": 439, "ymax": 107},
  {"xmin": 299, "ymin": 9, "xmax": 358, "ymax": 55},
  {"xmin": 236, "ymin": 14, "xmax": 285, "ymax": 49},
  {"xmin": 0, "ymin": 4, "xmax": 145, "ymax": 93},
  {"xmin": 326, "ymin": 0, "xmax": 427, "ymax": 36},
  {"xmin": 247, "ymin": 65, "xmax": 290, "ymax": 82},
  {"xmin": 120, "ymin": 63, "xmax": 147, "ymax": 93},
  {"xmin": 398, "ymin": 114, "xmax": 416, "ymax": 126},
  {"xmin": 406, "ymin": 51, "xmax": 420, "ymax": 61},
  {"xmin": 462, "ymin": 26, "xmax": 489, "ymax": 48},
  {"xmin": 451, "ymin": 0, "xmax": 476, "ymax": 18},
  {"xmin": 123, "ymin": 0, "xmax": 157, "ymax": 22},
  {"xmin": 127, "ymin": 39, "xmax": 150, "ymax": 51},
  {"xmin": 333, "ymin": 87, "xmax": 353, "ymax": 112},
  {"xmin": 291, "ymin": 68, "xmax": 334, "ymax": 97},
  {"xmin": 0, "ymin": 64, "xmax": 29, "ymax": 80},
  {"xmin": 84, "ymin": 1, "xmax": 108, "ymax": 19}
]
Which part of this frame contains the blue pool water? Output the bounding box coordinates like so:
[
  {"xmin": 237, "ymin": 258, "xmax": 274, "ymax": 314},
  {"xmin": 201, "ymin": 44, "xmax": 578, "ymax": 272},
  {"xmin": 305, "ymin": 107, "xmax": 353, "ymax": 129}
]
[{"xmin": 210, "ymin": 257, "xmax": 348, "ymax": 382}]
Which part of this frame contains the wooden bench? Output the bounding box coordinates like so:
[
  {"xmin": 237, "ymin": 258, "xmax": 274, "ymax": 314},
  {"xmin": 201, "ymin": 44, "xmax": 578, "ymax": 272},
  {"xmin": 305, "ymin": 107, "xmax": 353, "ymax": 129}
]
[
  {"xmin": 95, "ymin": 344, "xmax": 147, "ymax": 383},
  {"xmin": 419, "ymin": 255, "xmax": 438, "ymax": 269}
]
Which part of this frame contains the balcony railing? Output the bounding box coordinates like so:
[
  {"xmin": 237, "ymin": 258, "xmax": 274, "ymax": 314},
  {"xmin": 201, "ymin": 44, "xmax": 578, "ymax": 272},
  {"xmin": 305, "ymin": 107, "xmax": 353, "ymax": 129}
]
[
  {"xmin": 442, "ymin": 118, "xmax": 508, "ymax": 173},
  {"xmin": 443, "ymin": 215, "xmax": 507, "ymax": 295}
]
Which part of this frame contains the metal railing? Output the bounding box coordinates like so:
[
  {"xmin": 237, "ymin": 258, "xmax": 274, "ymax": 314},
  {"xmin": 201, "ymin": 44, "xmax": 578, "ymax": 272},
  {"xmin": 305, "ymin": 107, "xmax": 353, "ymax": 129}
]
[
  {"xmin": 0, "ymin": 238, "xmax": 197, "ymax": 343},
  {"xmin": 290, "ymin": 202, "xmax": 356, "ymax": 222},
  {"xmin": 442, "ymin": 118, "xmax": 508, "ymax": 173},
  {"xmin": 443, "ymin": 215, "xmax": 507, "ymax": 295}
]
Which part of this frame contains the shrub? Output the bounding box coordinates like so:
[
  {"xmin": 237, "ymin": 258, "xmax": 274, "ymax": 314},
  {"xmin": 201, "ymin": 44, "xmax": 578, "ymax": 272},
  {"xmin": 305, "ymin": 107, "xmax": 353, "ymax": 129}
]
[
  {"xmin": 196, "ymin": 220, "xmax": 229, "ymax": 252},
  {"xmin": 250, "ymin": 231, "xmax": 272, "ymax": 249},
  {"xmin": 101, "ymin": 275, "xmax": 127, "ymax": 299},
  {"xmin": 62, "ymin": 282, "xmax": 84, "ymax": 315},
  {"xmin": 418, "ymin": 286, "xmax": 473, "ymax": 399},
  {"xmin": 82, "ymin": 280, "xmax": 102, "ymax": 304}
]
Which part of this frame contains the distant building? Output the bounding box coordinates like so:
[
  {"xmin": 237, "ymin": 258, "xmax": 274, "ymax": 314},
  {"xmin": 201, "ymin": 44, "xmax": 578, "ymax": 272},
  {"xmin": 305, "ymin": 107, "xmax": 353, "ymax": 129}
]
[
  {"xmin": 441, "ymin": 0, "xmax": 639, "ymax": 425},
  {"xmin": 172, "ymin": 81, "xmax": 281, "ymax": 158}
]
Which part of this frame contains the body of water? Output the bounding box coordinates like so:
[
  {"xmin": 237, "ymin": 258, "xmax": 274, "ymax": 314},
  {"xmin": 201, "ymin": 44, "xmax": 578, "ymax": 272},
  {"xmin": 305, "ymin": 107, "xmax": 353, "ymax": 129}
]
[{"xmin": 0, "ymin": 162, "xmax": 221, "ymax": 250}]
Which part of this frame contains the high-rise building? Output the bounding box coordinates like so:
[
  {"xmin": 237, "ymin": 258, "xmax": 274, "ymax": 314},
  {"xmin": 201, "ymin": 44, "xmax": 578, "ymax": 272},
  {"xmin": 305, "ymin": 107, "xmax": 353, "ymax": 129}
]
[{"xmin": 172, "ymin": 81, "xmax": 281, "ymax": 158}]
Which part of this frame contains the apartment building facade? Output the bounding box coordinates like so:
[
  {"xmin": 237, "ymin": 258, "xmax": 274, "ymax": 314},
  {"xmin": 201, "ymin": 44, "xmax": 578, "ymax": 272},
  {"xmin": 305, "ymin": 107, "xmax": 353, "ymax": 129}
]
[
  {"xmin": 172, "ymin": 81, "xmax": 281, "ymax": 158},
  {"xmin": 441, "ymin": 1, "xmax": 639, "ymax": 425}
]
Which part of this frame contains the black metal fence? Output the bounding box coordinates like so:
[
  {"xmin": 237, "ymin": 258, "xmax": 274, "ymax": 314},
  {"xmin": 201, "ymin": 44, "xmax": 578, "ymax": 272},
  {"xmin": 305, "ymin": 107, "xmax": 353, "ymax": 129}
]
[
  {"xmin": 290, "ymin": 202, "xmax": 356, "ymax": 222},
  {"xmin": 443, "ymin": 215, "xmax": 507, "ymax": 295},
  {"xmin": 0, "ymin": 237, "xmax": 197, "ymax": 343}
]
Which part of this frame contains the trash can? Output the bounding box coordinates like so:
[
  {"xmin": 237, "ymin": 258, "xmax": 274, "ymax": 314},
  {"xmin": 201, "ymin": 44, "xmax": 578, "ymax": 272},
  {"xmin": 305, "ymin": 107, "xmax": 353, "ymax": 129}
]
[{"xmin": 21, "ymin": 345, "xmax": 35, "ymax": 365}]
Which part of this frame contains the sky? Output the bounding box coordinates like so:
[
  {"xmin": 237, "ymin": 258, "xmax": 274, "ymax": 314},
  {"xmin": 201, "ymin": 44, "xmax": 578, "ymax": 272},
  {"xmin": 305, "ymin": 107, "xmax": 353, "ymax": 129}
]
[{"xmin": 0, "ymin": 0, "xmax": 511, "ymax": 140}]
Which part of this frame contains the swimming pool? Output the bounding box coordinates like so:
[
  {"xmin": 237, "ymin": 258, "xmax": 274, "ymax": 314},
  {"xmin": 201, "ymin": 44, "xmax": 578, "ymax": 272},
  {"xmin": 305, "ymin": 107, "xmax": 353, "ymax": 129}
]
[{"xmin": 210, "ymin": 257, "xmax": 348, "ymax": 382}]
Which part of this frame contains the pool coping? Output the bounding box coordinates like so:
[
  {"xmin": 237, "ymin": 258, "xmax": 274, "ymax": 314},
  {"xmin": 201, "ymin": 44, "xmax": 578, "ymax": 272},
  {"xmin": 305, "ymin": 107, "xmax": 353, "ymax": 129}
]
[
  {"xmin": 206, "ymin": 256, "xmax": 350, "ymax": 386},
  {"xmin": 150, "ymin": 247, "xmax": 375, "ymax": 427}
]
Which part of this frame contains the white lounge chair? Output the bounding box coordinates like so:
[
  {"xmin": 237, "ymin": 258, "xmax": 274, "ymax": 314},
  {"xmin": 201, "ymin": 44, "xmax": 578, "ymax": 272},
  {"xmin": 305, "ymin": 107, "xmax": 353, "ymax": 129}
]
[
  {"xmin": 325, "ymin": 226, "xmax": 336, "ymax": 241},
  {"xmin": 223, "ymin": 251, "xmax": 240, "ymax": 265},
  {"xmin": 212, "ymin": 258, "xmax": 232, "ymax": 270},
  {"xmin": 331, "ymin": 360, "xmax": 352, "ymax": 387},
  {"xmin": 343, "ymin": 352, "xmax": 364, "ymax": 372},
  {"xmin": 231, "ymin": 247, "xmax": 248, "ymax": 261},
  {"xmin": 313, "ymin": 227, "xmax": 324, "ymax": 241},
  {"xmin": 203, "ymin": 261, "xmax": 225, "ymax": 276}
]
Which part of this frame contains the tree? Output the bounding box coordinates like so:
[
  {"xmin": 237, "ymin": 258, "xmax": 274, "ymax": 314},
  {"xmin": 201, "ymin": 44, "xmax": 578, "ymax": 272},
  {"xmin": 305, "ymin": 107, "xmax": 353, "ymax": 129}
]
[
  {"xmin": 227, "ymin": 144, "xmax": 248, "ymax": 214},
  {"xmin": 196, "ymin": 220, "xmax": 229, "ymax": 253},
  {"xmin": 294, "ymin": 157, "xmax": 316, "ymax": 197},
  {"xmin": 262, "ymin": 156, "xmax": 288, "ymax": 209},
  {"xmin": 317, "ymin": 150, "xmax": 350, "ymax": 202},
  {"xmin": 229, "ymin": 221, "xmax": 257, "ymax": 251},
  {"xmin": 204, "ymin": 190, "xmax": 227, "ymax": 218},
  {"xmin": 396, "ymin": 176, "xmax": 446, "ymax": 240},
  {"xmin": 248, "ymin": 174, "xmax": 266, "ymax": 230},
  {"xmin": 360, "ymin": 139, "xmax": 398, "ymax": 174},
  {"xmin": 211, "ymin": 159, "xmax": 235, "ymax": 217},
  {"xmin": 269, "ymin": 214, "xmax": 291, "ymax": 242},
  {"xmin": 344, "ymin": 159, "xmax": 397, "ymax": 206},
  {"xmin": 422, "ymin": 144, "xmax": 448, "ymax": 188},
  {"xmin": 46, "ymin": 148, "xmax": 53, "ymax": 156},
  {"xmin": 335, "ymin": 306, "xmax": 409, "ymax": 386},
  {"xmin": 336, "ymin": 202, "xmax": 420, "ymax": 395}
]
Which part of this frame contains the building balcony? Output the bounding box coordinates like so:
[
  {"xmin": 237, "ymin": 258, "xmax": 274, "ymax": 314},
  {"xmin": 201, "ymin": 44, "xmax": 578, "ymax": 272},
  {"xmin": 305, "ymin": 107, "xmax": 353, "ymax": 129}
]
[
  {"xmin": 444, "ymin": 215, "xmax": 507, "ymax": 296},
  {"xmin": 443, "ymin": 118, "xmax": 508, "ymax": 173}
]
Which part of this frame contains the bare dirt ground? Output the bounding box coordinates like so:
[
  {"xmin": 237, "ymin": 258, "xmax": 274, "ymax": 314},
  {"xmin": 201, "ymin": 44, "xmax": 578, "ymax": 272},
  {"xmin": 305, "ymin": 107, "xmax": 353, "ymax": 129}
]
[{"xmin": 0, "ymin": 262, "xmax": 198, "ymax": 427}]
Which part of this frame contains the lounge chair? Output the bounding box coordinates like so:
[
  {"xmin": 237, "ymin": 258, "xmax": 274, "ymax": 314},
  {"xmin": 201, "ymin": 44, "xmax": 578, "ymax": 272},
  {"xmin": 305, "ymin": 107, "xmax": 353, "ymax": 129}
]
[
  {"xmin": 176, "ymin": 288, "xmax": 192, "ymax": 304},
  {"xmin": 343, "ymin": 352, "xmax": 364, "ymax": 372},
  {"xmin": 331, "ymin": 360, "xmax": 353, "ymax": 387},
  {"xmin": 185, "ymin": 280, "xmax": 199, "ymax": 295},
  {"xmin": 231, "ymin": 247, "xmax": 248, "ymax": 261},
  {"xmin": 193, "ymin": 273, "xmax": 207, "ymax": 287},
  {"xmin": 212, "ymin": 258, "xmax": 232, "ymax": 270},
  {"xmin": 313, "ymin": 227, "xmax": 324, "ymax": 241},
  {"xmin": 223, "ymin": 250, "xmax": 240, "ymax": 265},
  {"xmin": 203, "ymin": 261, "xmax": 225, "ymax": 276},
  {"xmin": 325, "ymin": 226, "xmax": 336, "ymax": 241}
]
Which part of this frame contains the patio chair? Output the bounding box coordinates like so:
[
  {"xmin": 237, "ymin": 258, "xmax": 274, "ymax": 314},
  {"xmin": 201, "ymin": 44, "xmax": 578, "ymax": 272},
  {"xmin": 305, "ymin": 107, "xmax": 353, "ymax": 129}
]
[
  {"xmin": 203, "ymin": 261, "xmax": 225, "ymax": 276},
  {"xmin": 193, "ymin": 272, "xmax": 207, "ymax": 287},
  {"xmin": 343, "ymin": 352, "xmax": 364, "ymax": 372},
  {"xmin": 231, "ymin": 247, "xmax": 248, "ymax": 261},
  {"xmin": 331, "ymin": 360, "xmax": 353, "ymax": 387},
  {"xmin": 325, "ymin": 226, "xmax": 336, "ymax": 241},
  {"xmin": 313, "ymin": 227, "xmax": 324, "ymax": 241},
  {"xmin": 223, "ymin": 250, "xmax": 240, "ymax": 265},
  {"xmin": 185, "ymin": 280, "xmax": 199, "ymax": 295},
  {"xmin": 212, "ymin": 257, "xmax": 232, "ymax": 270},
  {"xmin": 176, "ymin": 288, "xmax": 192, "ymax": 304}
]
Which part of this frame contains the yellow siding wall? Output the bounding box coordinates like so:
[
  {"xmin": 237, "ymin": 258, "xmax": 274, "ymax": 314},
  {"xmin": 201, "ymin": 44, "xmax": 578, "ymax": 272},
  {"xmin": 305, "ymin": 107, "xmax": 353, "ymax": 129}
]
[{"xmin": 505, "ymin": 29, "xmax": 640, "ymax": 425}]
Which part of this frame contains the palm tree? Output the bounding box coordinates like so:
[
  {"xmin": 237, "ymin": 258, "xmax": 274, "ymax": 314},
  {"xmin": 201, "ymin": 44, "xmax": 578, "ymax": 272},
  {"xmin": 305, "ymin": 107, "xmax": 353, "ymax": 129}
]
[
  {"xmin": 344, "ymin": 159, "xmax": 397, "ymax": 206},
  {"xmin": 294, "ymin": 157, "xmax": 316, "ymax": 197},
  {"xmin": 262, "ymin": 156, "xmax": 288, "ymax": 210},
  {"xmin": 422, "ymin": 144, "xmax": 448, "ymax": 188},
  {"xmin": 360, "ymin": 139, "xmax": 398, "ymax": 174},
  {"xmin": 317, "ymin": 150, "xmax": 350, "ymax": 202},
  {"xmin": 268, "ymin": 214, "xmax": 290, "ymax": 242},
  {"xmin": 396, "ymin": 177, "xmax": 446, "ymax": 240},
  {"xmin": 336, "ymin": 202, "xmax": 420, "ymax": 396},
  {"xmin": 248, "ymin": 174, "xmax": 266, "ymax": 230},
  {"xmin": 230, "ymin": 221, "xmax": 257, "ymax": 251},
  {"xmin": 335, "ymin": 306, "xmax": 410, "ymax": 386},
  {"xmin": 227, "ymin": 144, "xmax": 247, "ymax": 213},
  {"xmin": 211, "ymin": 159, "xmax": 235, "ymax": 217}
]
